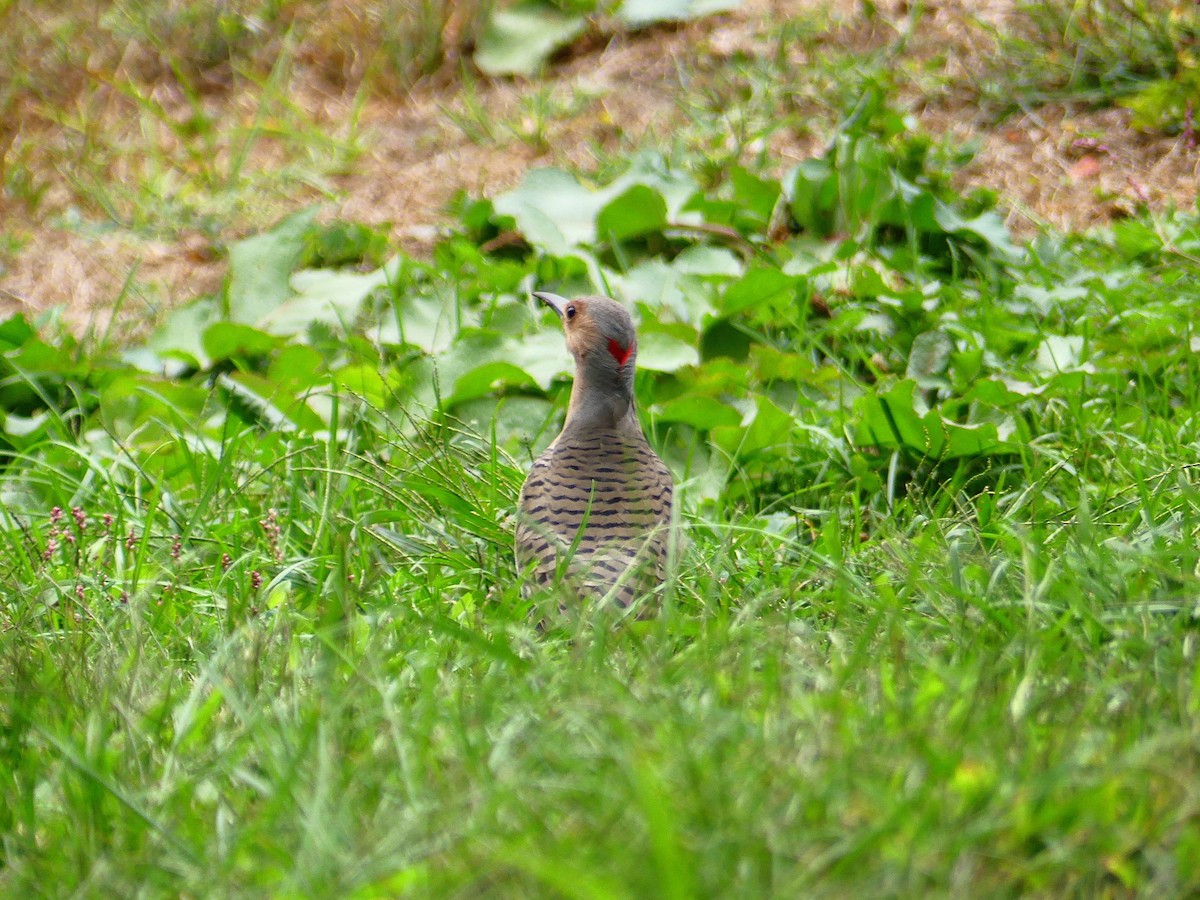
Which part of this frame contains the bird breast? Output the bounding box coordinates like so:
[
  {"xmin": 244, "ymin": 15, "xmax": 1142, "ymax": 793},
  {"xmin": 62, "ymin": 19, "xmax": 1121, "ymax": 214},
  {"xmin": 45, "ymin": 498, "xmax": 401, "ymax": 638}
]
[{"xmin": 516, "ymin": 426, "xmax": 673, "ymax": 603}]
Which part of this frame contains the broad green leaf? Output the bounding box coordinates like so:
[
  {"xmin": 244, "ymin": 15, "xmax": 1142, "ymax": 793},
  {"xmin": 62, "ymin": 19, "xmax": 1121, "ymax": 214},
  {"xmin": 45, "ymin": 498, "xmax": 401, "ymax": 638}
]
[
  {"xmin": 853, "ymin": 380, "xmax": 930, "ymax": 454},
  {"xmin": 505, "ymin": 326, "xmax": 575, "ymax": 389},
  {"xmin": 376, "ymin": 285, "xmax": 474, "ymax": 354},
  {"xmin": 933, "ymin": 202, "xmax": 1018, "ymax": 259},
  {"xmin": 1034, "ymin": 335, "xmax": 1088, "ymax": 375},
  {"xmin": 218, "ymin": 371, "xmax": 327, "ymax": 432},
  {"xmin": 493, "ymin": 159, "xmax": 700, "ymax": 254},
  {"xmin": 145, "ymin": 296, "xmax": 222, "ymax": 368},
  {"xmin": 710, "ymin": 395, "xmax": 793, "ymax": 460},
  {"xmin": 906, "ymin": 330, "xmax": 953, "ymax": 387},
  {"xmin": 617, "ymin": 0, "xmax": 741, "ymax": 26},
  {"xmin": 474, "ymin": 2, "xmax": 588, "ymax": 76},
  {"xmin": 671, "ymin": 245, "xmax": 743, "ymax": 277},
  {"xmin": 960, "ymin": 378, "xmax": 1028, "ymax": 410},
  {"xmin": 721, "ymin": 268, "xmax": 796, "ymax": 315},
  {"xmin": 99, "ymin": 375, "xmax": 215, "ymax": 442},
  {"xmin": 852, "ymin": 380, "xmax": 1007, "ymax": 459},
  {"xmin": 652, "ymin": 395, "xmax": 741, "ymax": 429},
  {"xmin": 269, "ymin": 345, "xmax": 327, "ymax": 392},
  {"xmin": 258, "ymin": 263, "xmax": 393, "ymax": 337},
  {"xmin": 0, "ymin": 315, "xmax": 35, "ymax": 351},
  {"xmin": 596, "ymin": 184, "xmax": 669, "ymax": 241},
  {"xmin": 699, "ymin": 319, "xmax": 752, "ymax": 361},
  {"xmin": 614, "ymin": 260, "xmax": 718, "ymax": 325},
  {"xmin": 493, "ymin": 168, "xmax": 596, "ymax": 255},
  {"xmin": 637, "ymin": 329, "xmax": 700, "ymax": 373},
  {"xmin": 730, "ymin": 166, "xmax": 781, "ymax": 223},
  {"xmin": 454, "ymin": 395, "xmax": 558, "ymax": 453},
  {"xmin": 332, "ymin": 364, "xmax": 388, "ymax": 407},
  {"xmin": 226, "ymin": 206, "xmax": 319, "ymax": 325},
  {"xmin": 449, "ymin": 361, "xmax": 536, "ymax": 405},
  {"xmin": 202, "ymin": 323, "xmax": 281, "ymax": 363},
  {"xmin": 434, "ymin": 331, "xmax": 537, "ymax": 406}
]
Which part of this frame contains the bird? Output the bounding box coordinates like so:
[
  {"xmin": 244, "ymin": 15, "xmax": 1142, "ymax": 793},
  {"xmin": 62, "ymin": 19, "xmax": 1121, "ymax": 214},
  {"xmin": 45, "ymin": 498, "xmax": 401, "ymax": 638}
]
[{"xmin": 515, "ymin": 291, "xmax": 675, "ymax": 611}]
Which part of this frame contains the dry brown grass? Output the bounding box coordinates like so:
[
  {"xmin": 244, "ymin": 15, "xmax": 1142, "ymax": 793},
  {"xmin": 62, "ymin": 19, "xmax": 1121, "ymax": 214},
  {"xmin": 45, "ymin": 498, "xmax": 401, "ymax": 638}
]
[{"xmin": 1, "ymin": 0, "xmax": 1197, "ymax": 333}]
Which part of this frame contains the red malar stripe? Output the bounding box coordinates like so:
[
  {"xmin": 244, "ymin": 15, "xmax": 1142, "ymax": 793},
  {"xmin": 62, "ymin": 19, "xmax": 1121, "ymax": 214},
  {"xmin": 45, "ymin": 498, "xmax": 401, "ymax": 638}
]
[{"xmin": 607, "ymin": 338, "xmax": 633, "ymax": 366}]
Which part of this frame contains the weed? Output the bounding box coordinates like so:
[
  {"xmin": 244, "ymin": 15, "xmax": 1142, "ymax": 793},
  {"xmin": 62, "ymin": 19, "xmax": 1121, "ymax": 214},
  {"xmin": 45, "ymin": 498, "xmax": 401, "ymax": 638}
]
[{"xmin": 981, "ymin": 0, "xmax": 1200, "ymax": 127}]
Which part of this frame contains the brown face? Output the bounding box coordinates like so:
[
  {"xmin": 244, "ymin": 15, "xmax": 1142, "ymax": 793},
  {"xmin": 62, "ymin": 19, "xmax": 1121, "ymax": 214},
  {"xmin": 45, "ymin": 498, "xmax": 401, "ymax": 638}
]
[{"xmin": 534, "ymin": 292, "xmax": 636, "ymax": 368}]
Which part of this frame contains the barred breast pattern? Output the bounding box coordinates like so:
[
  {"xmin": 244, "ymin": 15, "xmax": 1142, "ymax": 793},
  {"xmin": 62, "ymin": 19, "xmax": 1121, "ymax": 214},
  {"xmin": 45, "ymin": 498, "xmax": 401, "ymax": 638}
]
[{"xmin": 516, "ymin": 427, "xmax": 673, "ymax": 608}]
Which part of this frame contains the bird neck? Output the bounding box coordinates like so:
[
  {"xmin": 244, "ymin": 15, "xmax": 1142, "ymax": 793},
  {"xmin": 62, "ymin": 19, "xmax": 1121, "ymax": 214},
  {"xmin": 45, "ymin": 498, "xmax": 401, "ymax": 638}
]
[{"xmin": 562, "ymin": 364, "xmax": 637, "ymax": 434}]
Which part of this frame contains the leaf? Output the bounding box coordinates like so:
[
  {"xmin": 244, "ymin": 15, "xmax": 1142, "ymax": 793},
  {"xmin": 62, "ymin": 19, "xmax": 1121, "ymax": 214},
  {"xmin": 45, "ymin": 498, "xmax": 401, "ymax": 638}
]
[
  {"xmin": 730, "ymin": 166, "xmax": 781, "ymax": 224},
  {"xmin": 721, "ymin": 267, "xmax": 796, "ymax": 316},
  {"xmin": 492, "ymin": 168, "xmax": 597, "ymax": 255},
  {"xmin": 671, "ymin": 245, "xmax": 743, "ymax": 277},
  {"xmin": 710, "ymin": 396, "xmax": 793, "ymax": 460},
  {"xmin": 376, "ymin": 284, "xmax": 474, "ymax": 355},
  {"xmin": 1033, "ymin": 335, "xmax": 1088, "ymax": 375},
  {"xmin": 202, "ymin": 323, "xmax": 281, "ymax": 364},
  {"xmin": 0, "ymin": 315, "xmax": 35, "ymax": 351},
  {"xmin": 699, "ymin": 319, "xmax": 752, "ymax": 361},
  {"xmin": 786, "ymin": 157, "xmax": 837, "ymax": 236},
  {"xmin": 932, "ymin": 202, "xmax": 1018, "ymax": 259},
  {"xmin": 1111, "ymin": 219, "xmax": 1163, "ymax": 260},
  {"xmin": 851, "ymin": 380, "xmax": 1008, "ymax": 459},
  {"xmin": 596, "ymin": 184, "xmax": 669, "ymax": 241},
  {"xmin": 449, "ymin": 361, "xmax": 536, "ymax": 405},
  {"xmin": 492, "ymin": 159, "xmax": 700, "ymax": 254},
  {"xmin": 474, "ymin": 2, "xmax": 588, "ymax": 76},
  {"xmin": 454, "ymin": 396, "xmax": 557, "ymax": 452},
  {"xmin": 637, "ymin": 329, "xmax": 700, "ymax": 373},
  {"xmin": 617, "ymin": 0, "xmax": 741, "ymax": 26},
  {"xmin": 433, "ymin": 331, "xmax": 539, "ymax": 406},
  {"xmin": 269, "ymin": 345, "xmax": 327, "ymax": 393},
  {"xmin": 905, "ymin": 330, "xmax": 953, "ymax": 388},
  {"xmin": 652, "ymin": 395, "xmax": 741, "ymax": 429},
  {"xmin": 218, "ymin": 372, "xmax": 328, "ymax": 432},
  {"xmin": 960, "ymin": 378, "xmax": 1028, "ymax": 410},
  {"xmin": 145, "ymin": 296, "xmax": 223, "ymax": 368},
  {"xmin": 99, "ymin": 375, "xmax": 215, "ymax": 442},
  {"xmin": 853, "ymin": 380, "xmax": 930, "ymax": 454},
  {"xmin": 257, "ymin": 263, "xmax": 394, "ymax": 337},
  {"xmin": 504, "ymin": 327, "xmax": 575, "ymax": 389},
  {"xmin": 332, "ymin": 364, "xmax": 388, "ymax": 407},
  {"xmin": 226, "ymin": 207, "xmax": 320, "ymax": 325}
]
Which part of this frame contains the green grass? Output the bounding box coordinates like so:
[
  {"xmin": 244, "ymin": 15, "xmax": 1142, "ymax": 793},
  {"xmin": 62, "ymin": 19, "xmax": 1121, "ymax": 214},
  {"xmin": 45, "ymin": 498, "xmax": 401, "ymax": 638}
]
[
  {"xmin": 3, "ymin": 2, "xmax": 1200, "ymax": 896},
  {"xmin": 979, "ymin": 0, "xmax": 1199, "ymax": 128},
  {"xmin": 2, "ymin": 197, "xmax": 1200, "ymax": 893}
]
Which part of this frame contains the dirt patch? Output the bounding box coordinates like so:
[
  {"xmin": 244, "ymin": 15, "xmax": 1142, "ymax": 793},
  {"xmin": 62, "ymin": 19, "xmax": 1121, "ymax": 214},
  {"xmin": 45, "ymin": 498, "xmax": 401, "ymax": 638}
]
[
  {"xmin": 2, "ymin": 0, "xmax": 1196, "ymax": 332},
  {"xmin": 949, "ymin": 105, "xmax": 1198, "ymax": 234}
]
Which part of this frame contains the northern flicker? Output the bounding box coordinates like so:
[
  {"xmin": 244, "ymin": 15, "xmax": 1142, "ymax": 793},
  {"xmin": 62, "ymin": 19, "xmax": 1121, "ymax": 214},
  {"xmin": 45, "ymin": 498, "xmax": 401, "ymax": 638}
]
[{"xmin": 516, "ymin": 291, "xmax": 674, "ymax": 610}]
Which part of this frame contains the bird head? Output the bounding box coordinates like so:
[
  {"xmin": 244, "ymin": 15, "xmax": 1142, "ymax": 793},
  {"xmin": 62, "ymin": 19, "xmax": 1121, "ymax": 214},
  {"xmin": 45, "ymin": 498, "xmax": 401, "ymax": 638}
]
[{"xmin": 533, "ymin": 292, "xmax": 638, "ymax": 378}]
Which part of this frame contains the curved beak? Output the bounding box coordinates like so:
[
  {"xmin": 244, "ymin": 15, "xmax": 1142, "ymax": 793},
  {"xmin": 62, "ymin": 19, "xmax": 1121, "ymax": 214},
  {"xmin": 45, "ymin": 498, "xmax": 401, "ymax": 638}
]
[{"xmin": 533, "ymin": 291, "xmax": 569, "ymax": 320}]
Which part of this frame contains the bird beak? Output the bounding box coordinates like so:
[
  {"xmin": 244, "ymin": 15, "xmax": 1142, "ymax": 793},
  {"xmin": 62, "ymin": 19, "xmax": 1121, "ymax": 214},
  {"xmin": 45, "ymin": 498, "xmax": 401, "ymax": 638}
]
[{"xmin": 533, "ymin": 291, "xmax": 570, "ymax": 320}]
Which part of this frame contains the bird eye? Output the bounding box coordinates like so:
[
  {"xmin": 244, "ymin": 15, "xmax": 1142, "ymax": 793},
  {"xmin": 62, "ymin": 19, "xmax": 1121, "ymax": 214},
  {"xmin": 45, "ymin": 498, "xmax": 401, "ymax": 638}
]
[{"xmin": 565, "ymin": 305, "xmax": 577, "ymax": 320}]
